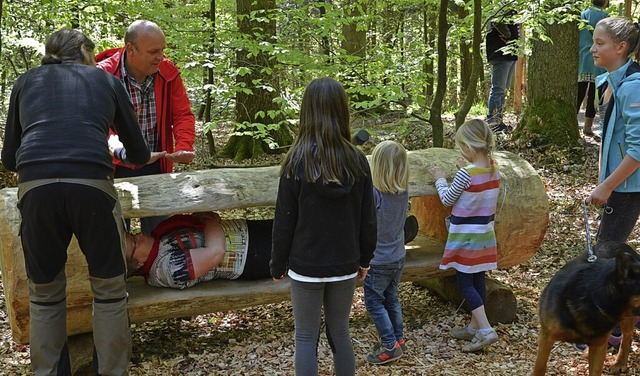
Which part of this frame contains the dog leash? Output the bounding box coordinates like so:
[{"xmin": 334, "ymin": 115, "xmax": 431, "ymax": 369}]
[{"xmin": 583, "ymin": 199, "xmax": 597, "ymax": 263}]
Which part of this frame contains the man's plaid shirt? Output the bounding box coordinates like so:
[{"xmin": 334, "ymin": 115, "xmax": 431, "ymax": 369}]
[{"xmin": 119, "ymin": 54, "xmax": 159, "ymax": 152}]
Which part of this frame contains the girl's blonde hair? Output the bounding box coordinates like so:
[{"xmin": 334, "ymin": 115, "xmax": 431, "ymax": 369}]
[
  {"xmin": 371, "ymin": 140, "xmax": 409, "ymax": 194},
  {"xmin": 456, "ymin": 119, "xmax": 496, "ymax": 170},
  {"xmin": 596, "ymin": 16, "xmax": 640, "ymax": 61}
]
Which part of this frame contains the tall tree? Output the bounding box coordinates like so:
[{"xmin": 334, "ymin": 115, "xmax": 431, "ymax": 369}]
[
  {"xmin": 429, "ymin": 0, "xmax": 450, "ymax": 147},
  {"xmin": 454, "ymin": 0, "xmax": 482, "ymax": 128},
  {"xmin": 220, "ymin": 0, "xmax": 293, "ymax": 161},
  {"xmin": 202, "ymin": 0, "xmax": 217, "ymax": 156},
  {"xmin": 521, "ymin": 17, "xmax": 579, "ymax": 147},
  {"xmin": 341, "ymin": 0, "xmax": 367, "ymax": 59},
  {"xmin": 423, "ymin": 2, "xmax": 436, "ymax": 99},
  {"xmin": 457, "ymin": 1, "xmax": 471, "ymax": 94}
]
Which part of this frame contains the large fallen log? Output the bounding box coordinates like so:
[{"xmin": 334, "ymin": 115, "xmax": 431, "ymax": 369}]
[{"xmin": 0, "ymin": 148, "xmax": 548, "ymax": 344}]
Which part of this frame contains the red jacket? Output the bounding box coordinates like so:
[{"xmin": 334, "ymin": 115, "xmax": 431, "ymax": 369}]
[{"xmin": 96, "ymin": 48, "xmax": 195, "ymax": 173}]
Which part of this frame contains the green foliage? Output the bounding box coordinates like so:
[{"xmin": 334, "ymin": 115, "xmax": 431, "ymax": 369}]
[{"xmin": 0, "ymin": 0, "xmax": 608, "ymax": 156}]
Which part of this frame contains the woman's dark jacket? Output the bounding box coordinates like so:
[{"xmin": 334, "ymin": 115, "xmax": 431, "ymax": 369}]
[{"xmin": 2, "ymin": 63, "xmax": 149, "ymax": 182}]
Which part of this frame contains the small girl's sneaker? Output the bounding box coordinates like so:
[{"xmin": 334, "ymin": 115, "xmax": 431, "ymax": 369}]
[
  {"xmin": 366, "ymin": 342, "xmax": 403, "ymax": 365},
  {"xmin": 450, "ymin": 326, "xmax": 477, "ymax": 341},
  {"xmin": 461, "ymin": 329, "xmax": 498, "ymax": 352},
  {"xmin": 398, "ymin": 338, "xmax": 408, "ymax": 352}
]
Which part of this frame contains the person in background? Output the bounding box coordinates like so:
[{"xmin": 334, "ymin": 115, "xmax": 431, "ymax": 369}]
[
  {"xmin": 577, "ymin": 0, "xmax": 609, "ymax": 137},
  {"xmin": 1, "ymin": 29, "xmax": 150, "ymax": 375},
  {"xmin": 486, "ymin": 8, "xmax": 519, "ymax": 134},
  {"xmin": 97, "ymin": 19, "xmax": 195, "ymax": 234},
  {"xmin": 364, "ymin": 140, "xmax": 410, "ymax": 365},
  {"xmin": 270, "ymin": 77, "xmax": 377, "ymax": 376},
  {"xmin": 430, "ymin": 119, "xmax": 501, "ymax": 352}
]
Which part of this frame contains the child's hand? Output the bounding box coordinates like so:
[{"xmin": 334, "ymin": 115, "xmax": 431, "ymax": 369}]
[
  {"xmin": 357, "ymin": 267, "xmax": 368, "ymax": 282},
  {"xmin": 430, "ymin": 165, "xmax": 446, "ymax": 180}
]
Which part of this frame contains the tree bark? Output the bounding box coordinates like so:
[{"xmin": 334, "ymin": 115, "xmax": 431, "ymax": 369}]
[
  {"xmin": 429, "ymin": 0, "xmax": 450, "ymax": 147},
  {"xmin": 520, "ymin": 19, "xmax": 579, "ymax": 147},
  {"xmin": 454, "ymin": 0, "xmax": 482, "ymax": 128},
  {"xmin": 203, "ymin": 0, "xmax": 217, "ymax": 156},
  {"xmin": 424, "ymin": 3, "xmax": 436, "ymax": 99},
  {"xmin": 220, "ymin": 0, "xmax": 292, "ymax": 161},
  {"xmin": 0, "ymin": 149, "xmax": 548, "ymax": 344},
  {"xmin": 341, "ymin": 0, "xmax": 367, "ymax": 58}
]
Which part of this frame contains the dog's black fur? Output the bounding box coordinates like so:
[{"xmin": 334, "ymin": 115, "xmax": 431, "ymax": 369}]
[{"xmin": 533, "ymin": 241, "xmax": 640, "ymax": 375}]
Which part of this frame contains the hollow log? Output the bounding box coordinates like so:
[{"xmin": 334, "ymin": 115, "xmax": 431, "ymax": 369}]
[
  {"xmin": 0, "ymin": 148, "xmax": 548, "ymax": 344},
  {"xmin": 416, "ymin": 276, "xmax": 518, "ymax": 324}
]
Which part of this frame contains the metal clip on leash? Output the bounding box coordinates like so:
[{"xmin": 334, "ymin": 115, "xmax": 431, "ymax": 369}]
[{"xmin": 583, "ymin": 199, "xmax": 597, "ymax": 263}]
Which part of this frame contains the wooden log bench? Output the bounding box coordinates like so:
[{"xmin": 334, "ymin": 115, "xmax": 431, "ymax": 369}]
[{"xmin": 0, "ymin": 148, "xmax": 549, "ymax": 371}]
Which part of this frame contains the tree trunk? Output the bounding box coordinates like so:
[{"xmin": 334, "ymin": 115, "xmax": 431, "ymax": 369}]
[
  {"xmin": 429, "ymin": 0, "xmax": 450, "ymax": 147},
  {"xmin": 424, "ymin": 3, "xmax": 435, "ymax": 99},
  {"xmin": 221, "ymin": 0, "xmax": 292, "ymax": 161},
  {"xmin": 0, "ymin": 148, "xmax": 548, "ymax": 344},
  {"xmin": 457, "ymin": 1, "xmax": 471, "ymax": 92},
  {"xmin": 520, "ymin": 19, "xmax": 579, "ymax": 147},
  {"xmin": 454, "ymin": 0, "xmax": 482, "ymax": 128},
  {"xmin": 341, "ymin": 0, "xmax": 371, "ymax": 105},
  {"xmin": 318, "ymin": 1, "xmax": 330, "ymax": 56},
  {"xmin": 341, "ymin": 0, "xmax": 367, "ymax": 58},
  {"xmin": 204, "ymin": 0, "xmax": 216, "ymax": 156}
]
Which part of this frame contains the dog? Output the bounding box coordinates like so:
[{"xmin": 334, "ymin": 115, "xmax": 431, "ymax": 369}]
[{"xmin": 533, "ymin": 241, "xmax": 640, "ymax": 375}]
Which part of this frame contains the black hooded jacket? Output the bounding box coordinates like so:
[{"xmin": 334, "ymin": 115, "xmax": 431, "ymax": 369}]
[
  {"xmin": 486, "ymin": 18, "xmax": 519, "ymax": 62},
  {"xmin": 270, "ymin": 152, "xmax": 377, "ymax": 278}
]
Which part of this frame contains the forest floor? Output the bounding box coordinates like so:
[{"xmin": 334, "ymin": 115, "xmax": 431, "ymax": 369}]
[{"xmin": 3, "ymin": 110, "xmax": 640, "ymax": 375}]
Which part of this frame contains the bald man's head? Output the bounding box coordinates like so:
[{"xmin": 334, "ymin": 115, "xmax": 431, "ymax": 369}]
[{"xmin": 123, "ymin": 20, "xmax": 166, "ymax": 82}]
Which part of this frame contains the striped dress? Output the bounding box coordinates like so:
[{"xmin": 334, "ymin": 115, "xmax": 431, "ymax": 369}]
[{"xmin": 434, "ymin": 163, "xmax": 500, "ymax": 273}]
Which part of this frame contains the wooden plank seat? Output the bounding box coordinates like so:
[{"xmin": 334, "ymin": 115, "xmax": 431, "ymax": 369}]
[{"xmin": 0, "ymin": 148, "xmax": 549, "ymax": 345}]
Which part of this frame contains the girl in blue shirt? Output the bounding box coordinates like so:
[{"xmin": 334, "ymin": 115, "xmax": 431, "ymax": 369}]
[{"xmin": 588, "ymin": 16, "xmax": 640, "ymax": 243}]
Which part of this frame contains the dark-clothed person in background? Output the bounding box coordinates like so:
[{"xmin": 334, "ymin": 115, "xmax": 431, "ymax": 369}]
[
  {"xmin": 486, "ymin": 9, "xmax": 520, "ymax": 133},
  {"xmin": 2, "ymin": 29, "xmax": 150, "ymax": 376}
]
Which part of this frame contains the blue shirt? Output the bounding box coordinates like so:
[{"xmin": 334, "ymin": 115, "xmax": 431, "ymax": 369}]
[
  {"xmin": 370, "ymin": 188, "xmax": 409, "ymax": 265},
  {"xmin": 596, "ymin": 59, "xmax": 640, "ymax": 192}
]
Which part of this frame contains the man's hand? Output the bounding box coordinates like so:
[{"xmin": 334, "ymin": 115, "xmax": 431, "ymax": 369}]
[
  {"xmin": 166, "ymin": 150, "xmax": 195, "ymax": 164},
  {"xmin": 147, "ymin": 151, "xmax": 167, "ymax": 164}
]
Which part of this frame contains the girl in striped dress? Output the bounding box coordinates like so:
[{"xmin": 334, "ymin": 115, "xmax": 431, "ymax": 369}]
[{"xmin": 431, "ymin": 118, "xmax": 500, "ymax": 352}]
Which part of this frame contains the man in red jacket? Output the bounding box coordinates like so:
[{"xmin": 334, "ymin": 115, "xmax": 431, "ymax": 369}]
[{"xmin": 97, "ymin": 19, "xmax": 196, "ymax": 233}]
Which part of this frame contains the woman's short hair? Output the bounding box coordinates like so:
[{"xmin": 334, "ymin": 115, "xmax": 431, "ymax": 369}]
[{"xmin": 41, "ymin": 29, "xmax": 95, "ymax": 65}]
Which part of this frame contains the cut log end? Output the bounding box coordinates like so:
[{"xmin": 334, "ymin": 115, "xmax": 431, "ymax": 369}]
[{"xmin": 416, "ymin": 275, "xmax": 517, "ymax": 324}]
